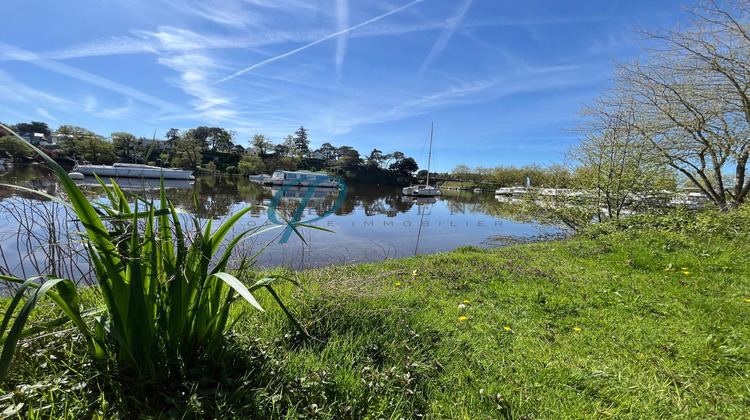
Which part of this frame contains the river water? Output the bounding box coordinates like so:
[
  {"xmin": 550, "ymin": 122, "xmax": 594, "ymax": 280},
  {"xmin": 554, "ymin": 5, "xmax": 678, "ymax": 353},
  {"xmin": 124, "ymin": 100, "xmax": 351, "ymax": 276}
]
[{"xmin": 0, "ymin": 164, "xmax": 566, "ymax": 283}]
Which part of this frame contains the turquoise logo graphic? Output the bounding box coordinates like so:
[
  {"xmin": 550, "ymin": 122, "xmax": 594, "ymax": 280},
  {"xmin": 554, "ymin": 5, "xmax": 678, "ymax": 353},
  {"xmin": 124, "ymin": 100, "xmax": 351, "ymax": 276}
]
[{"xmin": 267, "ymin": 177, "xmax": 347, "ymax": 243}]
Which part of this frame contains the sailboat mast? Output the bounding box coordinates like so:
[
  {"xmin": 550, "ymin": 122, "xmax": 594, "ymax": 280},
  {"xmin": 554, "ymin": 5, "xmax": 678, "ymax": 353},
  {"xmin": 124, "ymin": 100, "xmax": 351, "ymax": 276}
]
[{"xmin": 426, "ymin": 122, "xmax": 433, "ymax": 187}]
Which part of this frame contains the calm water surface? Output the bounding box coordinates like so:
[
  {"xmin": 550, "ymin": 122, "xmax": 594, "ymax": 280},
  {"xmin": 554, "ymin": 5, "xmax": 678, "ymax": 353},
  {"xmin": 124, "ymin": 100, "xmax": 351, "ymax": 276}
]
[{"xmin": 0, "ymin": 164, "xmax": 566, "ymax": 281}]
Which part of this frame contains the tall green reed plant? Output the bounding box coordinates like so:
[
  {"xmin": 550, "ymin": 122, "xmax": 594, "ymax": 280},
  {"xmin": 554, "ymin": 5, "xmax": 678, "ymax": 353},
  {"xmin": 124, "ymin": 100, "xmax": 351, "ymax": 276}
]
[{"xmin": 0, "ymin": 125, "xmax": 318, "ymax": 380}]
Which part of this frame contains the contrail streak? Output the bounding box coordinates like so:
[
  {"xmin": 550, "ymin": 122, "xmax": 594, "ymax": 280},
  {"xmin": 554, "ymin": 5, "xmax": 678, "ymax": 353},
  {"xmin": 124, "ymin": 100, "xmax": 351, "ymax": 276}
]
[{"xmin": 215, "ymin": 0, "xmax": 423, "ymax": 84}]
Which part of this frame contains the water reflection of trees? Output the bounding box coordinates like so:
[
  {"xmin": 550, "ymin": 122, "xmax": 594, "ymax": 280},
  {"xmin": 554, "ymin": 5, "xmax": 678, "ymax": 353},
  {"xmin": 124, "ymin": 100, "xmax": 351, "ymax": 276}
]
[
  {"xmin": 1, "ymin": 166, "xmax": 574, "ymax": 228},
  {"xmin": 341, "ymin": 184, "xmax": 413, "ymax": 217},
  {"xmin": 0, "ymin": 167, "xmax": 577, "ymax": 282}
]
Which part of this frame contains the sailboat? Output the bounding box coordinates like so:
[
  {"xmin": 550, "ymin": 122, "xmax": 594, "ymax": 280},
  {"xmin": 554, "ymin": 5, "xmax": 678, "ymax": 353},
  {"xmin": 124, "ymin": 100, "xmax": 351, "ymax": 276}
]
[{"xmin": 402, "ymin": 123, "xmax": 442, "ymax": 197}]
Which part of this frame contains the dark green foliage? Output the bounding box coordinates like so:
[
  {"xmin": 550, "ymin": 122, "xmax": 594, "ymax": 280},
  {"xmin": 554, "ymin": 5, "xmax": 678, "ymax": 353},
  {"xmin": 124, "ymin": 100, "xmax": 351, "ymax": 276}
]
[
  {"xmin": 13, "ymin": 121, "xmax": 50, "ymax": 136},
  {"xmin": 389, "ymin": 156, "xmax": 418, "ymax": 176}
]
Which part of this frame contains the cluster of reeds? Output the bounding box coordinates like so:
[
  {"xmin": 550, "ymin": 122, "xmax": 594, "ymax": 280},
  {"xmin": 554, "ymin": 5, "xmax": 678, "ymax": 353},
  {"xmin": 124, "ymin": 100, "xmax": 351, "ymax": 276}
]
[{"xmin": 0, "ymin": 125, "xmax": 311, "ymax": 380}]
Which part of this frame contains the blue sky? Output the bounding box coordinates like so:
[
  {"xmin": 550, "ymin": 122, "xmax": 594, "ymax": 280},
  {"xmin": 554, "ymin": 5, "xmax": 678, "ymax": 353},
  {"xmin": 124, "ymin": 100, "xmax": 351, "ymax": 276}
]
[{"xmin": 1, "ymin": 0, "xmax": 690, "ymax": 172}]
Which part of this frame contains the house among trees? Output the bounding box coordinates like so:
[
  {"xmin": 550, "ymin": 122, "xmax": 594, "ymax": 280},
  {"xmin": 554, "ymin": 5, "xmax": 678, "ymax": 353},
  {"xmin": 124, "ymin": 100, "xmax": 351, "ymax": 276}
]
[{"xmin": 141, "ymin": 137, "xmax": 172, "ymax": 149}]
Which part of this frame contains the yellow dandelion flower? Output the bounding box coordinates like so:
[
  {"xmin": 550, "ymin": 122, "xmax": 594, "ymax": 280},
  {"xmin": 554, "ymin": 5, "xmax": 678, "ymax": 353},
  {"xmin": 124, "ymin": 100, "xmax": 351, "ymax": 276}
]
[
  {"xmin": 395, "ymin": 282, "xmax": 401, "ymax": 286},
  {"xmin": 745, "ymin": 299, "xmax": 750, "ymax": 303},
  {"xmin": 573, "ymin": 327, "xmax": 582, "ymax": 332},
  {"xmin": 664, "ymin": 268, "xmax": 671, "ymax": 271},
  {"xmin": 612, "ymin": 275, "xmax": 619, "ymax": 279},
  {"xmin": 503, "ymin": 326, "xmax": 511, "ymax": 331},
  {"xmin": 459, "ymin": 316, "xmax": 468, "ymax": 321},
  {"xmin": 681, "ymin": 267, "xmax": 687, "ymax": 270},
  {"xmin": 683, "ymin": 271, "xmax": 690, "ymax": 275},
  {"xmin": 463, "ymin": 300, "xmax": 470, "ymax": 303}
]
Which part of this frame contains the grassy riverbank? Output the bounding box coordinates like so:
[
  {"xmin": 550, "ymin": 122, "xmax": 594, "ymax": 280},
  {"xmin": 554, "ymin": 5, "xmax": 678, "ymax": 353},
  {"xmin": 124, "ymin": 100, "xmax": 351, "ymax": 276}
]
[{"xmin": 2, "ymin": 208, "xmax": 750, "ymax": 418}]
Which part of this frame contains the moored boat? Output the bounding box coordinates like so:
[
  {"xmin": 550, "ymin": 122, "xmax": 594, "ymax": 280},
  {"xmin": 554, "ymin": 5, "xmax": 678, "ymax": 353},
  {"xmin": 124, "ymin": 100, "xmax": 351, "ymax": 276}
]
[
  {"xmin": 72, "ymin": 162, "xmax": 194, "ymax": 180},
  {"xmin": 403, "ymin": 184, "xmax": 441, "ymax": 196},
  {"xmin": 249, "ymin": 174, "xmax": 271, "ymax": 184},
  {"xmin": 269, "ymin": 170, "xmax": 339, "ymax": 187},
  {"xmin": 403, "ymin": 123, "xmax": 441, "ymax": 197},
  {"xmin": 495, "ymin": 187, "xmax": 513, "ymax": 195}
]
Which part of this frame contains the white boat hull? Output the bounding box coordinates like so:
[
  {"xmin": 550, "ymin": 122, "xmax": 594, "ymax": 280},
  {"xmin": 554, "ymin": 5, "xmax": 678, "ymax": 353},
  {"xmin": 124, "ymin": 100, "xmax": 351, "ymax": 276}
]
[
  {"xmin": 73, "ymin": 163, "xmax": 194, "ymax": 180},
  {"xmin": 402, "ymin": 185, "xmax": 441, "ymax": 196}
]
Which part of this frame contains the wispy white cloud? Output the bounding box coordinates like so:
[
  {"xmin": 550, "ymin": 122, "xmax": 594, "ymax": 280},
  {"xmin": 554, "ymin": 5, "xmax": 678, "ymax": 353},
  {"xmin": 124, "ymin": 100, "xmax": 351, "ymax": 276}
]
[
  {"xmin": 328, "ymin": 58, "xmax": 598, "ymax": 136},
  {"xmin": 0, "ymin": 69, "xmax": 77, "ymax": 107},
  {"xmin": 0, "ymin": 42, "xmax": 182, "ymax": 114},
  {"xmin": 335, "ymin": 0, "xmax": 350, "ymax": 77},
  {"xmin": 240, "ymin": 0, "xmax": 319, "ymax": 12},
  {"xmin": 588, "ymin": 30, "xmax": 627, "ymax": 54},
  {"xmin": 0, "ymin": 106, "xmax": 35, "ymax": 122},
  {"xmin": 0, "ymin": 69, "xmax": 137, "ymax": 123},
  {"xmin": 420, "ymin": 0, "xmax": 472, "ymax": 72},
  {"xmin": 35, "ymin": 108, "xmax": 57, "ymax": 122},
  {"xmin": 83, "ymin": 96, "xmax": 98, "ymax": 113},
  {"xmin": 215, "ymin": 0, "xmax": 424, "ymax": 84},
  {"xmin": 29, "ymin": 13, "xmax": 613, "ymax": 63},
  {"xmin": 41, "ymin": 27, "xmax": 327, "ymax": 60},
  {"xmin": 341, "ymin": 78, "xmax": 498, "ymax": 129},
  {"xmin": 157, "ymin": 53, "xmax": 237, "ymax": 120},
  {"xmin": 161, "ymin": 0, "xmax": 261, "ymax": 28},
  {"xmin": 92, "ymin": 99, "xmax": 137, "ymax": 120}
]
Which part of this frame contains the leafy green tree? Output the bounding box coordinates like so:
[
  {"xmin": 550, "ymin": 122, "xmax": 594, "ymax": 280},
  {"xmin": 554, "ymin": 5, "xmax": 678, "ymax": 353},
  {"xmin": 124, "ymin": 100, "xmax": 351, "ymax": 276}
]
[
  {"xmin": 252, "ymin": 134, "xmax": 272, "ymax": 155},
  {"xmin": 204, "ymin": 160, "xmax": 218, "ymax": 172},
  {"xmin": 451, "ymin": 164, "xmax": 472, "ymax": 181},
  {"xmin": 57, "ymin": 125, "xmax": 115, "ymax": 164},
  {"xmin": 165, "ymin": 128, "xmax": 180, "ymax": 148},
  {"xmin": 111, "ymin": 132, "xmax": 142, "ymax": 163},
  {"xmin": 282, "ymin": 135, "xmax": 296, "ymax": 157},
  {"xmin": 293, "ymin": 126, "xmax": 310, "ymax": 158},
  {"xmin": 238, "ymin": 155, "xmax": 267, "ymax": 176},
  {"xmin": 0, "ymin": 135, "xmax": 33, "ymax": 161},
  {"xmin": 390, "ymin": 157, "xmax": 418, "ymax": 176},
  {"xmin": 573, "ymin": 101, "xmax": 675, "ymax": 221},
  {"xmin": 183, "ymin": 126, "xmax": 232, "ymax": 152},
  {"xmin": 383, "ymin": 151, "xmax": 404, "ymax": 169},
  {"xmin": 335, "ymin": 147, "xmax": 363, "ymax": 171},
  {"xmin": 317, "ymin": 142, "xmax": 338, "ymax": 162},
  {"xmin": 273, "ymin": 143, "xmax": 289, "ymax": 157},
  {"xmin": 278, "ymin": 156, "xmax": 300, "ymax": 171},
  {"xmin": 367, "ymin": 149, "xmax": 385, "ymax": 168},
  {"xmin": 14, "ymin": 121, "xmax": 50, "ymax": 135},
  {"xmin": 581, "ymin": 1, "xmax": 750, "ymax": 209},
  {"xmin": 211, "ymin": 128, "xmax": 234, "ymax": 152},
  {"xmin": 190, "ymin": 126, "xmax": 212, "ymax": 150},
  {"xmin": 172, "ymin": 134, "xmax": 203, "ymax": 169}
]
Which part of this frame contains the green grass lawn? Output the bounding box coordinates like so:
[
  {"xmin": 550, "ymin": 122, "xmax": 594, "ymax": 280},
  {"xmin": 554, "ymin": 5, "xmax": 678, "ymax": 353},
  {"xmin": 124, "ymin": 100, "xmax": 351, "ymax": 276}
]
[{"xmin": 2, "ymin": 211, "xmax": 749, "ymax": 418}]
